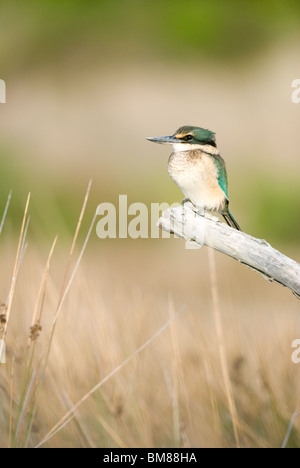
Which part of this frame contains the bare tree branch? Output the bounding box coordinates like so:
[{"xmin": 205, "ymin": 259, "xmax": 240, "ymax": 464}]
[{"xmin": 158, "ymin": 202, "xmax": 300, "ymax": 299}]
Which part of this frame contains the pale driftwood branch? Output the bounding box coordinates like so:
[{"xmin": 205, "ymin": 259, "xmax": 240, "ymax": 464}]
[{"xmin": 157, "ymin": 202, "xmax": 300, "ymax": 299}]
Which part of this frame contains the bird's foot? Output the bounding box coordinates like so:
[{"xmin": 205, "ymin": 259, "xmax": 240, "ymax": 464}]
[
  {"xmin": 182, "ymin": 200, "xmax": 205, "ymax": 216},
  {"xmin": 190, "ymin": 204, "xmax": 206, "ymax": 217},
  {"xmin": 182, "ymin": 198, "xmax": 191, "ymax": 206},
  {"xmin": 181, "ymin": 199, "xmax": 195, "ymax": 215},
  {"xmin": 204, "ymin": 211, "xmax": 219, "ymax": 223}
]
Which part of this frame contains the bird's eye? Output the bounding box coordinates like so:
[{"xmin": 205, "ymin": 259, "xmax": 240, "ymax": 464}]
[{"xmin": 185, "ymin": 135, "xmax": 193, "ymax": 141}]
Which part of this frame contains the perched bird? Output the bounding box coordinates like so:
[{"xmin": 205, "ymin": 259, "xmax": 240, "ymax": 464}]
[{"xmin": 147, "ymin": 125, "xmax": 241, "ymax": 230}]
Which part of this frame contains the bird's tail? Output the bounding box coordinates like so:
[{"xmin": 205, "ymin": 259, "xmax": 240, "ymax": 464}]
[{"xmin": 221, "ymin": 210, "xmax": 241, "ymax": 231}]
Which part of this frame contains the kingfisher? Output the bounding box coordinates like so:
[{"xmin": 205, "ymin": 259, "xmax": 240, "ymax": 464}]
[{"xmin": 147, "ymin": 125, "xmax": 241, "ymax": 230}]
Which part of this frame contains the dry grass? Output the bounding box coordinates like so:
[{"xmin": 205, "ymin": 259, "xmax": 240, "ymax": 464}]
[{"xmin": 0, "ymin": 196, "xmax": 299, "ymax": 448}]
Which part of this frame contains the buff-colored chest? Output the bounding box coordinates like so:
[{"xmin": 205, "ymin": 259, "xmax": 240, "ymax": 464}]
[{"xmin": 168, "ymin": 150, "xmax": 226, "ymax": 211}]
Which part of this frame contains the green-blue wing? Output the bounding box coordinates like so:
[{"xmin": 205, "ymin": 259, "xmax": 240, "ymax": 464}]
[{"xmin": 215, "ymin": 154, "xmax": 229, "ymax": 200}]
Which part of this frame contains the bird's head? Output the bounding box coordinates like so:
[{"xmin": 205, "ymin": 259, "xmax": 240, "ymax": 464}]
[{"xmin": 146, "ymin": 125, "xmax": 216, "ymax": 151}]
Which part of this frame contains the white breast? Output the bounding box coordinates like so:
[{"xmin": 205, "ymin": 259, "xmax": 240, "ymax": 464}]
[
  {"xmin": 172, "ymin": 143, "xmax": 220, "ymax": 155},
  {"xmin": 168, "ymin": 151, "xmax": 226, "ymax": 212},
  {"xmin": 172, "ymin": 143, "xmax": 204, "ymax": 152}
]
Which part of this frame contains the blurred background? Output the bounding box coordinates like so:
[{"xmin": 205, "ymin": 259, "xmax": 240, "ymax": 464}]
[
  {"xmin": 0, "ymin": 0, "xmax": 300, "ymax": 448},
  {"xmin": 0, "ymin": 0, "xmax": 300, "ymax": 244}
]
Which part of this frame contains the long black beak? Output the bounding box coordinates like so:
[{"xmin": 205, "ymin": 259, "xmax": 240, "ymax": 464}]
[{"xmin": 146, "ymin": 135, "xmax": 180, "ymax": 145}]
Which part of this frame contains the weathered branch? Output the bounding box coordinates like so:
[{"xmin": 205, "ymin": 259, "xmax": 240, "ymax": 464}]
[{"xmin": 158, "ymin": 202, "xmax": 300, "ymax": 299}]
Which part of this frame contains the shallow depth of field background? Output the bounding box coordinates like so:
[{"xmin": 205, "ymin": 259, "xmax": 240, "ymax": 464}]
[{"xmin": 0, "ymin": 0, "xmax": 299, "ymax": 448}]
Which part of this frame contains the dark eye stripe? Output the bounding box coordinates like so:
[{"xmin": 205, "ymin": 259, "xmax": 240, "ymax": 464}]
[{"xmin": 185, "ymin": 135, "xmax": 193, "ymax": 141}]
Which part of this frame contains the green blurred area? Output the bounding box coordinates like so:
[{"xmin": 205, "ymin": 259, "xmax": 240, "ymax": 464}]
[
  {"xmin": 0, "ymin": 147, "xmax": 299, "ymax": 248},
  {"xmin": 0, "ymin": 0, "xmax": 299, "ymax": 246},
  {"xmin": 1, "ymin": 0, "xmax": 300, "ymax": 75}
]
